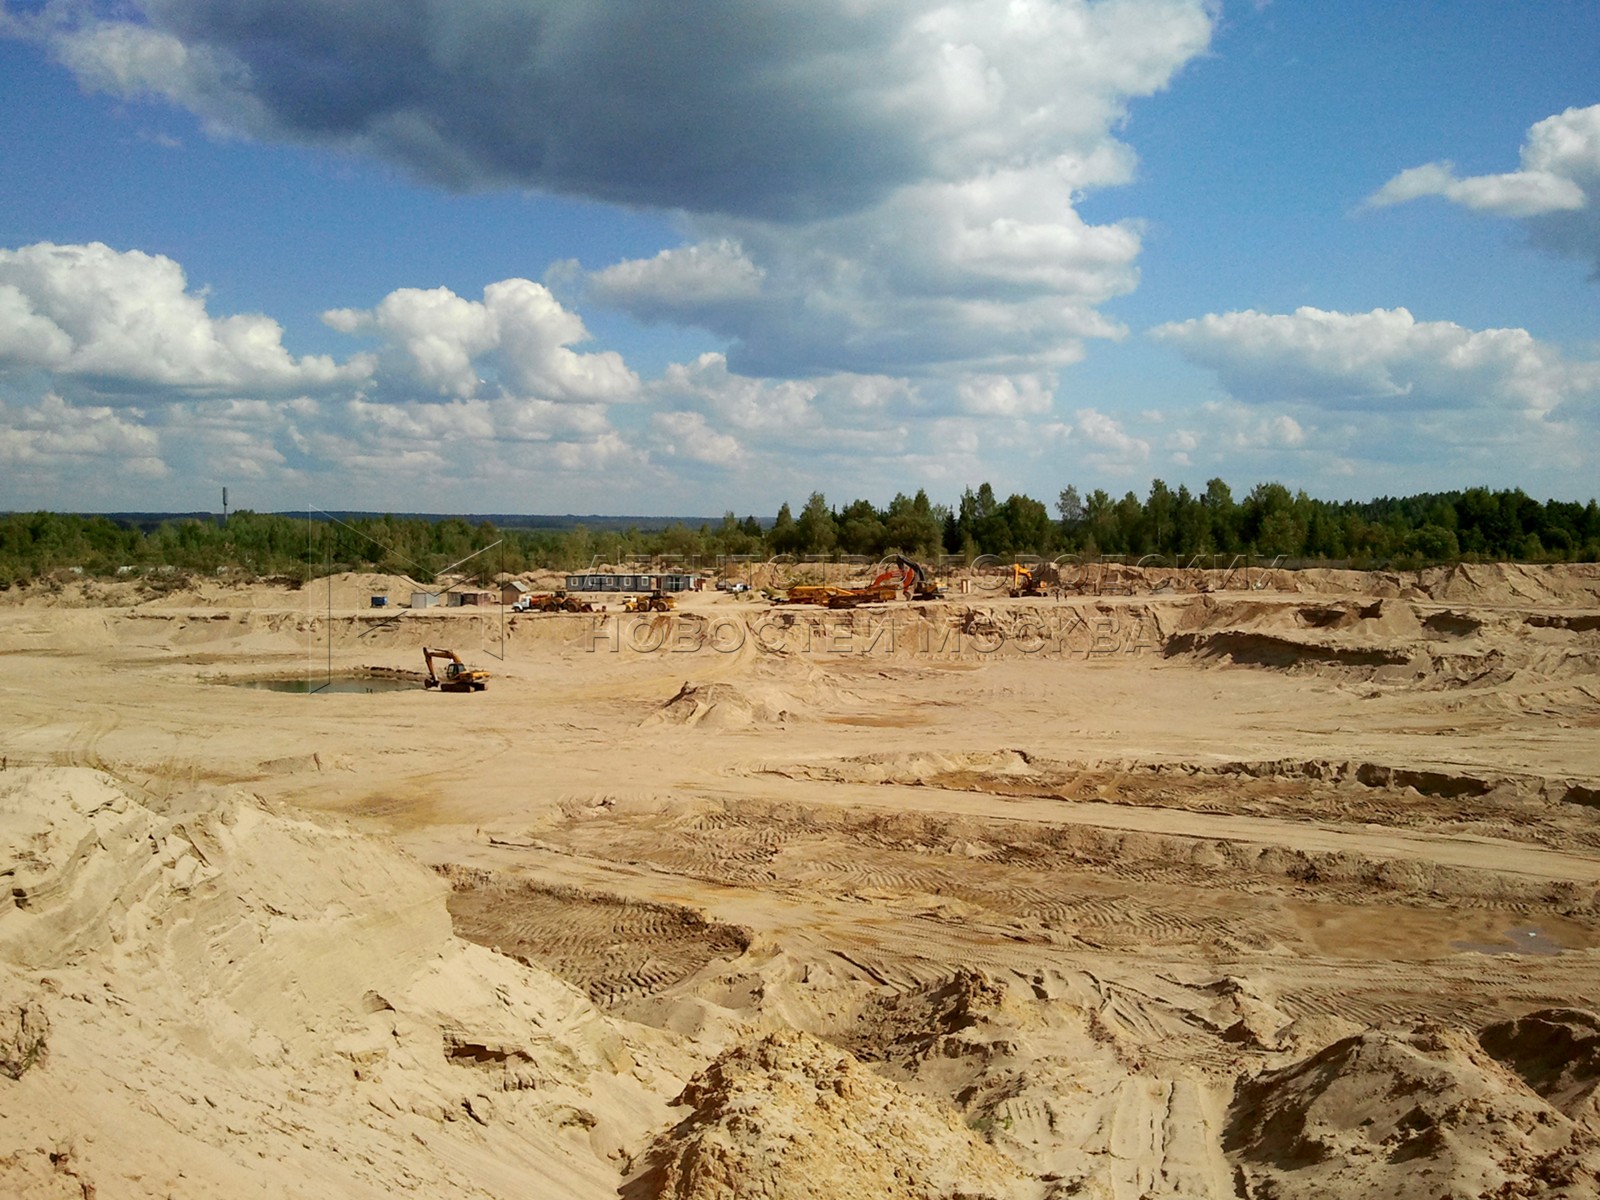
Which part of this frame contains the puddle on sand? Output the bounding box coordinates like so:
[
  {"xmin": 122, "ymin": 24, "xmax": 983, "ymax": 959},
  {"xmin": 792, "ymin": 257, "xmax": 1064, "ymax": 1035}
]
[
  {"xmin": 226, "ymin": 676, "xmax": 420, "ymax": 694},
  {"xmin": 825, "ymin": 713, "xmax": 929, "ymax": 727},
  {"xmin": 1453, "ymin": 925, "xmax": 1568, "ymax": 957}
]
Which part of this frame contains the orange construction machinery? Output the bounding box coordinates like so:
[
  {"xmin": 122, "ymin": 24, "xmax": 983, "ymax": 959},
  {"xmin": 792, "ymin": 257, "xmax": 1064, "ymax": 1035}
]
[
  {"xmin": 783, "ymin": 555, "xmax": 943, "ymax": 608},
  {"xmin": 422, "ymin": 647, "xmax": 489, "ymax": 692},
  {"xmin": 1009, "ymin": 563, "xmax": 1050, "ymax": 597}
]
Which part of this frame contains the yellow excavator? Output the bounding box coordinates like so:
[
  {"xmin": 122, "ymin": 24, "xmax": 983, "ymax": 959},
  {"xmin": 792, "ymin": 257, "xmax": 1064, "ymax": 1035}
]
[
  {"xmin": 1010, "ymin": 563, "xmax": 1049, "ymax": 597},
  {"xmin": 422, "ymin": 647, "xmax": 489, "ymax": 692}
]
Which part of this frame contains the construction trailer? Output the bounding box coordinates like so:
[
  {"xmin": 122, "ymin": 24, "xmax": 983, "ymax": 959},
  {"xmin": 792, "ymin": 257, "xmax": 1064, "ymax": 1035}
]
[{"xmin": 564, "ymin": 572, "xmax": 697, "ymax": 594}]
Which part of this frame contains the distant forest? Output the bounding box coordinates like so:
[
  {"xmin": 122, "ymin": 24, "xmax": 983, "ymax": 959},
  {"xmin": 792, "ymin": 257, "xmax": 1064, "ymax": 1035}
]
[{"xmin": 3, "ymin": 480, "xmax": 1598, "ymax": 587}]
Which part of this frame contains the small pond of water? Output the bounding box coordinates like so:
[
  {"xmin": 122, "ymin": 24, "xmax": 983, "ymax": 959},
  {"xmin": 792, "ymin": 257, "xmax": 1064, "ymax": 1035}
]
[
  {"xmin": 1452, "ymin": 925, "xmax": 1568, "ymax": 957},
  {"xmin": 226, "ymin": 676, "xmax": 420, "ymax": 694}
]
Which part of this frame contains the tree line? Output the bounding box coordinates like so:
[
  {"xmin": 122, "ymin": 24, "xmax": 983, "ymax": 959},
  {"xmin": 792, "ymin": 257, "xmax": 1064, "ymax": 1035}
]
[{"xmin": 2, "ymin": 480, "xmax": 1597, "ymax": 588}]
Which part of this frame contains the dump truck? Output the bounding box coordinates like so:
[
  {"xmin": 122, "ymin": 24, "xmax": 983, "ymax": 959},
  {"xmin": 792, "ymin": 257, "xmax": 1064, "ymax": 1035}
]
[{"xmin": 514, "ymin": 591, "xmax": 596, "ymax": 613}]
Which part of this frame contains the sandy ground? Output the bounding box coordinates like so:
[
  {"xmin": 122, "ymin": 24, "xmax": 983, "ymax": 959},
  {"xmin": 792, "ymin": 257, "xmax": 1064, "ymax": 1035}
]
[{"xmin": 2, "ymin": 563, "xmax": 1599, "ymax": 1198}]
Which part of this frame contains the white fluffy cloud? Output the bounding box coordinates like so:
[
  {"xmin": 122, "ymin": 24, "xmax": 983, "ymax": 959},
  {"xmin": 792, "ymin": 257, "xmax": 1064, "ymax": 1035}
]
[
  {"xmin": 1365, "ymin": 161, "xmax": 1583, "ymax": 218},
  {"xmin": 0, "ymin": 244, "xmax": 650, "ymax": 509},
  {"xmin": 0, "ymin": 242, "xmax": 646, "ymax": 501},
  {"xmin": 580, "ymin": 241, "xmax": 765, "ymax": 318},
  {"xmin": 1151, "ymin": 306, "xmax": 1600, "ymax": 416},
  {"xmin": 958, "ymin": 374, "xmax": 1055, "ymax": 417},
  {"xmin": 1368, "ymin": 105, "xmax": 1599, "ymax": 216},
  {"xmin": 577, "ymin": 160, "xmax": 1144, "ymax": 378},
  {"xmin": 19, "ymin": 1, "xmax": 1212, "ymax": 382},
  {"xmin": 0, "ymin": 242, "xmax": 370, "ymax": 398},
  {"xmin": 1146, "ymin": 307, "xmax": 1600, "ymax": 494},
  {"xmin": 1071, "ymin": 406, "xmax": 1150, "ymax": 466},
  {"xmin": 324, "ymin": 279, "xmax": 638, "ymax": 405},
  {"xmin": 1367, "ymin": 104, "xmax": 1600, "ymax": 273},
  {"xmin": 0, "ymin": 392, "xmax": 165, "ymax": 476},
  {"xmin": 650, "ymin": 411, "xmax": 744, "ymax": 467}
]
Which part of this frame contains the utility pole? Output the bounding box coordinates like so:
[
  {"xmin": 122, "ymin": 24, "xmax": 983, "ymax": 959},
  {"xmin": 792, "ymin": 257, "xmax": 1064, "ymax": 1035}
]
[{"xmin": 222, "ymin": 486, "xmax": 229, "ymax": 526}]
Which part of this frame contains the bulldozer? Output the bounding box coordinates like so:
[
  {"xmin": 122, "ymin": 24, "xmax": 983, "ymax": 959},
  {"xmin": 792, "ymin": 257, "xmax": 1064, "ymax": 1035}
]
[
  {"xmin": 624, "ymin": 590, "xmax": 675, "ymax": 613},
  {"xmin": 422, "ymin": 647, "xmax": 489, "ymax": 692}
]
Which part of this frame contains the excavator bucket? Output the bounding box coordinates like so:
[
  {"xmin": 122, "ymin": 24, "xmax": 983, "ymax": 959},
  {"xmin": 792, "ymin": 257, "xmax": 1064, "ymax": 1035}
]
[{"xmin": 422, "ymin": 647, "xmax": 488, "ymax": 692}]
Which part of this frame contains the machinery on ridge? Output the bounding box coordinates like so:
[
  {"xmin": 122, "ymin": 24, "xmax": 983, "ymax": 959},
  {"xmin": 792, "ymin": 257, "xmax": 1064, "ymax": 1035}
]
[
  {"xmin": 513, "ymin": 591, "xmax": 597, "ymax": 613},
  {"xmin": 623, "ymin": 590, "xmax": 676, "ymax": 613},
  {"xmin": 1009, "ymin": 563, "xmax": 1050, "ymax": 597},
  {"xmin": 782, "ymin": 554, "xmax": 943, "ymax": 608}
]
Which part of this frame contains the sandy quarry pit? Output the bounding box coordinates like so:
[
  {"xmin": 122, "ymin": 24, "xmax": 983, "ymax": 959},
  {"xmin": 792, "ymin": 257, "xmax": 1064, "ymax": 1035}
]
[{"xmin": 2, "ymin": 562, "xmax": 1599, "ymax": 1198}]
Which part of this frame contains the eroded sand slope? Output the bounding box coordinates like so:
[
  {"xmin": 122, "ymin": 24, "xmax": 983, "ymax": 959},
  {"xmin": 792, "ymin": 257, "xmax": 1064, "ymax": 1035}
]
[{"xmin": 1, "ymin": 564, "xmax": 1598, "ymax": 1197}]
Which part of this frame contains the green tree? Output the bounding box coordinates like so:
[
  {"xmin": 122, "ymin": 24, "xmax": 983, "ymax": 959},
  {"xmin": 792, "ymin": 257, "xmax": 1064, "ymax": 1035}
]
[
  {"xmin": 769, "ymin": 503, "xmax": 800, "ymax": 555},
  {"xmin": 1057, "ymin": 485, "xmax": 1085, "ymax": 548},
  {"xmin": 884, "ymin": 491, "xmax": 943, "ymax": 558},
  {"xmin": 1202, "ymin": 478, "xmax": 1239, "ymax": 552},
  {"xmin": 795, "ymin": 492, "xmax": 837, "ymax": 555},
  {"xmin": 1002, "ymin": 493, "xmax": 1053, "ymax": 554},
  {"xmin": 1145, "ymin": 480, "xmax": 1175, "ymax": 555},
  {"xmin": 836, "ymin": 498, "xmax": 888, "ymax": 557},
  {"xmin": 1243, "ymin": 483, "xmax": 1306, "ymax": 556},
  {"xmin": 1405, "ymin": 524, "xmax": 1460, "ymax": 563},
  {"xmin": 1172, "ymin": 484, "xmax": 1210, "ymax": 556}
]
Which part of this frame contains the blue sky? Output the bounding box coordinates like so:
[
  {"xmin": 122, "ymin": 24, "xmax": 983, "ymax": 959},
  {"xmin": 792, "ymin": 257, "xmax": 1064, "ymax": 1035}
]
[{"xmin": 2, "ymin": 0, "xmax": 1597, "ymax": 516}]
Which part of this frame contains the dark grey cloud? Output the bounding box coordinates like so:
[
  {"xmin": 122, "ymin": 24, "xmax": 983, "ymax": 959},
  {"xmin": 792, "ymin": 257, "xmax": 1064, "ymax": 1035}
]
[
  {"xmin": 1527, "ymin": 206, "xmax": 1600, "ymax": 281},
  {"xmin": 54, "ymin": 0, "xmax": 925, "ymax": 219},
  {"xmin": 25, "ymin": 0, "xmax": 1216, "ymax": 377}
]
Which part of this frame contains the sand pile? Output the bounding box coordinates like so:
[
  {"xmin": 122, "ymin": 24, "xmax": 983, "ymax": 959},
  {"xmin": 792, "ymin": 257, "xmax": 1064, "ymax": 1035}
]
[
  {"xmin": 626, "ymin": 1028, "xmax": 1033, "ymax": 1200},
  {"xmin": 768, "ymin": 748, "xmax": 1036, "ymax": 788},
  {"xmin": 117, "ymin": 570, "xmax": 425, "ymax": 612},
  {"xmin": 1163, "ymin": 597, "xmax": 1420, "ymax": 673},
  {"xmin": 651, "ymin": 681, "xmax": 795, "ymax": 729},
  {"xmin": 648, "ymin": 656, "xmax": 865, "ymax": 729},
  {"xmin": 1417, "ymin": 562, "xmax": 1600, "ymax": 607},
  {"xmin": 0, "ymin": 767, "xmax": 683, "ymax": 1199},
  {"xmin": 1227, "ymin": 1018, "xmax": 1600, "ymax": 1198},
  {"xmin": 1043, "ymin": 561, "xmax": 1600, "ymax": 607},
  {"xmin": 289, "ymin": 570, "xmax": 428, "ymax": 609},
  {"xmin": 1479, "ymin": 1009, "xmax": 1600, "ymax": 1133},
  {"xmin": 1156, "ymin": 593, "xmax": 1600, "ymax": 695},
  {"xmin": 0, "ymin": 575, "xmax": 148, "ymax": 609}
]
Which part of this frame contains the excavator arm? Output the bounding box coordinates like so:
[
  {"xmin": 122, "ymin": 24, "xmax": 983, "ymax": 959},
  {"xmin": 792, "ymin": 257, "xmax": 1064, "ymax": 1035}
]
[
  {"xmin": 867, "ymin": 554, "xmax": 927, "ymax": 596},
  {"xmin": 422, "ymin": 647, "xmax": 488, "ymax": 691},
  {"xmin": 783, "ymin": 555, "xmax": 941, "ymax": 606}
]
